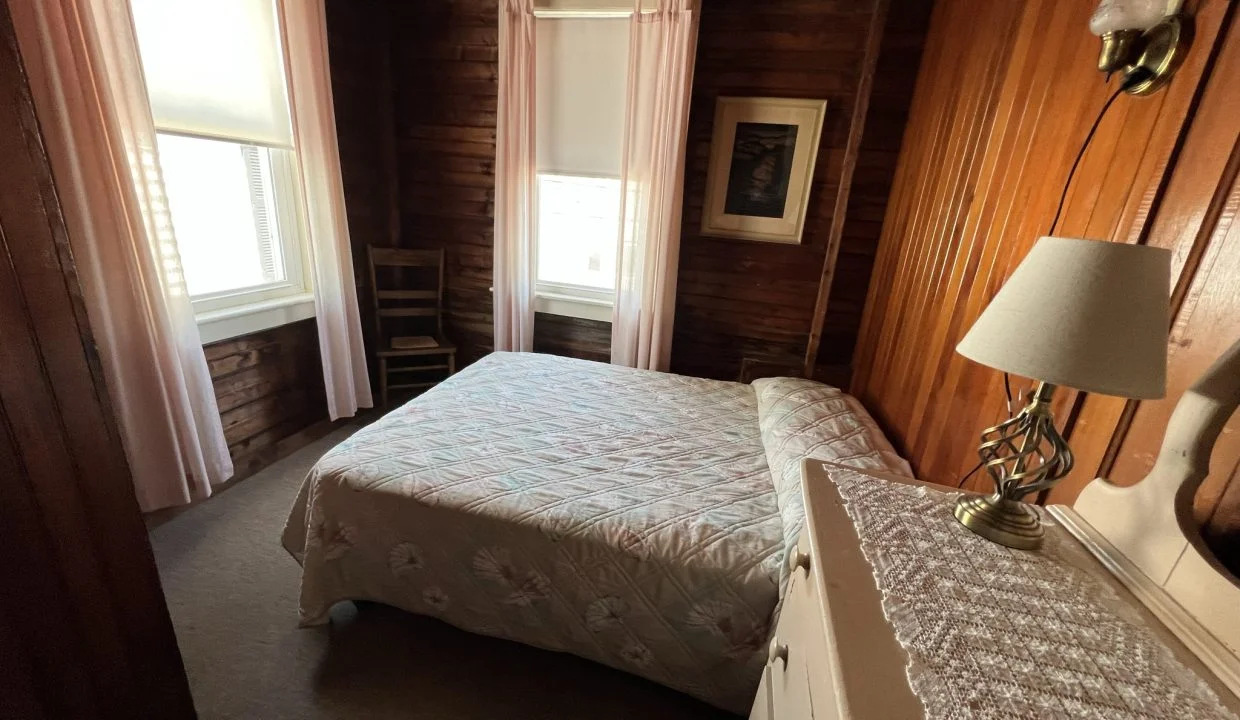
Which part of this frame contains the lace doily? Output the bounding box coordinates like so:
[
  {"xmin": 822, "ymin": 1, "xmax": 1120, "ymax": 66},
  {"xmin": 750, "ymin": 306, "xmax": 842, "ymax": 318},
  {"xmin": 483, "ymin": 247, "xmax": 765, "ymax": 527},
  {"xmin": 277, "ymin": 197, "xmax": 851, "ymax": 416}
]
[{"xmin": 826, "ymin": 466, "xmax": 1238, "ymax": 720}]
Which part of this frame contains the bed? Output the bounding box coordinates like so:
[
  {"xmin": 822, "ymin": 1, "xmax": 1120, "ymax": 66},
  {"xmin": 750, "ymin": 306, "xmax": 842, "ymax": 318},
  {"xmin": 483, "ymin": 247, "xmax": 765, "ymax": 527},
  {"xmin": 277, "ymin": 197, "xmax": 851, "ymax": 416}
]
[{"xmin": 282, "ymin": 352, "xmax": 909, "ymax": 713}]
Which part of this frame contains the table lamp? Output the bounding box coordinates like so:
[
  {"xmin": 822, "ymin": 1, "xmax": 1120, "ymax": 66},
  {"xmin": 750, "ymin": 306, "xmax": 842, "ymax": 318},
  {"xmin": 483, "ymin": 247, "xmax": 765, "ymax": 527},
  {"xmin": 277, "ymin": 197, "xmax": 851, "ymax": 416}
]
[{"xmin": 953, "ymin": 236, "xmax": 1170, "ymax": 550}]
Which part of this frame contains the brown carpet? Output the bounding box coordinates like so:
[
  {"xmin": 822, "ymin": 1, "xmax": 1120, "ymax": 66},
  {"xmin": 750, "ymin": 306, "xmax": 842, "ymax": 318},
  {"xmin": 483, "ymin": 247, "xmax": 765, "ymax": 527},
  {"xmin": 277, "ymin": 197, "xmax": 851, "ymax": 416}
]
[{"xmin": 149, "ymin": 426, "xmax": 737, "ymax": 720}]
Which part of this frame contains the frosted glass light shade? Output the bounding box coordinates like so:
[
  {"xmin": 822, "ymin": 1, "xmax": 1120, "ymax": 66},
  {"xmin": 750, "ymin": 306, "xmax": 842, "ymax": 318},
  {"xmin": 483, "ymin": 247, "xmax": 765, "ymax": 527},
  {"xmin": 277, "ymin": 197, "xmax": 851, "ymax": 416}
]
[
  {"xmin": 957, "ymin": 237, "xmax": 1170, "ymax": 399},
  {"xmin": 131, "ymin": 0, "xmax": 293, "ymax": 148},
  {"xmin": 1089, "ymin": 0, "xmax": 1168, "ymax": 36}
]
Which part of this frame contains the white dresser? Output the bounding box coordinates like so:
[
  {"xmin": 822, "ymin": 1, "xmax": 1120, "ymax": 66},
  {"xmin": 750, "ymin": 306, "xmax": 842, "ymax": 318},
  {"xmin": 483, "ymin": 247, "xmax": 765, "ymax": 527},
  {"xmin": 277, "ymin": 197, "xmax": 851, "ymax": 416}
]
[{"xmin": 750, "ymin": 460, "xmax": 1240, "ymax": 720}]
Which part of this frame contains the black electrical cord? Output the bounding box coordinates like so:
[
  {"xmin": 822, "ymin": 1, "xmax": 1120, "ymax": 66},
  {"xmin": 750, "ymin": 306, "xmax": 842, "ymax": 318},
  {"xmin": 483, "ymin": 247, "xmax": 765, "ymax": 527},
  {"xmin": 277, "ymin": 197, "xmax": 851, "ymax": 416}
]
[
  {"xmin": 1047, "ymin": 85, "xmax": 1126, "ymax": 235},
  {"xmin": 955, "ymin": 74, "xmax": 1143, "ymax": 491},
  {"xmin": 957, "ymin": 373, "xmax": 1014, "ymax": 488},
  {"xmin": 1046, "ymin": 68, "xmax": 1152, "ymax": 235}
]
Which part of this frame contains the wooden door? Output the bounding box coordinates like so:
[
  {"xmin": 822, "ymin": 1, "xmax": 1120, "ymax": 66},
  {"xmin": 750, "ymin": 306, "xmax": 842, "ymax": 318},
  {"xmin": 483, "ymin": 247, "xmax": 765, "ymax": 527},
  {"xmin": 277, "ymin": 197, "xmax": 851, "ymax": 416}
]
[{"xmin": 0, "ymin": 3, "xmax": 196, "ymax": 717}]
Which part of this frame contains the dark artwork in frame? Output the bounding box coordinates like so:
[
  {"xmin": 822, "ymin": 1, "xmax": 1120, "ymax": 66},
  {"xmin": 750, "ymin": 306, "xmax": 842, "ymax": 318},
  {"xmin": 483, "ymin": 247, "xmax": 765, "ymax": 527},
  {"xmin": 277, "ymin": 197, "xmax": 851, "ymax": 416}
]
[{"xmin": 723, "ymin": 121, "xmax": 799, "ymax": 219}]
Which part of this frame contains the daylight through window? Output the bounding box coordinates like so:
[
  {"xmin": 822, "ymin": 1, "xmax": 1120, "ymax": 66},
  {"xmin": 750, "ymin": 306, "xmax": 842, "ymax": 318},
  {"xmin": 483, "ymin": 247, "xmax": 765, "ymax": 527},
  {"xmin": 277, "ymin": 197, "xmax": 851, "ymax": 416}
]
[
  {"xmin": 131, "ymin": 0, "xmax": 310, "ymax": 333},
  {"xmin": 533, "ymin": 14, "xmax": 629, "ymax": 315}
]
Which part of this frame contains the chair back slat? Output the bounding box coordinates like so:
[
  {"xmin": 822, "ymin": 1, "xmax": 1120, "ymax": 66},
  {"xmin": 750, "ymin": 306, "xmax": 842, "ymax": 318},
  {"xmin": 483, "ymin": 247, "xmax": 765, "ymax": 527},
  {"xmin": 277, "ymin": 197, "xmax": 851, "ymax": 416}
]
[
  {"xmin": 370, "ymin": 247, "xmax": 442, "ymax": 268},
  {"xmin": 367, "ymin": 245, "xmax": 446, "ymax": 346}
]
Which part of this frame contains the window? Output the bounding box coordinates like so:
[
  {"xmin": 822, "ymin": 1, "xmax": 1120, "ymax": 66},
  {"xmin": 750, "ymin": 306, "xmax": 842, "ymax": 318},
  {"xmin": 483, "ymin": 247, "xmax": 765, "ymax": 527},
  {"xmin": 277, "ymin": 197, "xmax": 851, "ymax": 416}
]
[
  {"xmin": 533, "ymin": 15, "xmax": 629, "ymax": 321},
  {"xmin": 131, "ymin": 0, "xmax": 312, "ymax": 343},
  {"xmin": 155, "ymin": 135, "xmax": 304, "ymax": 301},
  {"xmin": 537, "ymin": 172, "xmax": 620, "ymax": 283}
]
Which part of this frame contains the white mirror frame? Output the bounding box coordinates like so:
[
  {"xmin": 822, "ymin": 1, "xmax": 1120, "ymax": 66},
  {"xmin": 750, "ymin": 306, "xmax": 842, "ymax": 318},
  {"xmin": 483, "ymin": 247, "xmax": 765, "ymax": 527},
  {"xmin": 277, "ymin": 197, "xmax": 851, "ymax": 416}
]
[{"xmin": 1049, "ymin": 337, "xmax": 1240, "ymax": 697}]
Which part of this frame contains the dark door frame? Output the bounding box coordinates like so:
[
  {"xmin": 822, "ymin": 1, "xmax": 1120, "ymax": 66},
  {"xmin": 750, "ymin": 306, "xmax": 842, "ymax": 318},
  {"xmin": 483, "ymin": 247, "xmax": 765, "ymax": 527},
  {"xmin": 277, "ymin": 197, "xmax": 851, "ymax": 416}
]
[{"xmin": 0, "ymin": 3, "xmax": 196, "ymax": 716}]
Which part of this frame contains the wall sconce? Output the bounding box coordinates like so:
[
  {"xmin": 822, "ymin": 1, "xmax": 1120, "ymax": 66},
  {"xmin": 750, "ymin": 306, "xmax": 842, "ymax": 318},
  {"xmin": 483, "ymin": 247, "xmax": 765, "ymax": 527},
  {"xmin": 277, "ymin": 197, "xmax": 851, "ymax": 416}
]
[{"xmin": 1089, "ymin": 0, "xmax": 1190, "ymax": 95}]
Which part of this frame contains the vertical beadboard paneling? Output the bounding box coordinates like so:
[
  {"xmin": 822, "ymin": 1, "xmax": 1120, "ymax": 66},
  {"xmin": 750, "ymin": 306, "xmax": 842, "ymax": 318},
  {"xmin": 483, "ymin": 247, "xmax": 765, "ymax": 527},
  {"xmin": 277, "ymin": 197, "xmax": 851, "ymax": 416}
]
[{"xmin": 851, "ymin": 0, "xmax": 1240, "ymax": 573}]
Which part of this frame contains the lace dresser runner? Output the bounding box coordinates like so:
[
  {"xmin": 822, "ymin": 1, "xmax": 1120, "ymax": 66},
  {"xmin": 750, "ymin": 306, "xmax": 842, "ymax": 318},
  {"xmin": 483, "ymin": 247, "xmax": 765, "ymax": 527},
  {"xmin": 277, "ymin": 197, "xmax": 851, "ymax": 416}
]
[{"xmin": 826, "ymin": 466, "xmax": 1239, "ymax": 720}]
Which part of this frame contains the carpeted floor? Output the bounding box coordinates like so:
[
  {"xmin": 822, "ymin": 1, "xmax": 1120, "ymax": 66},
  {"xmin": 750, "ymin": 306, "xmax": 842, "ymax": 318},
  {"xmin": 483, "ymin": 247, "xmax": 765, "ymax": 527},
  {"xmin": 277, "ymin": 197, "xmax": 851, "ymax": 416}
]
[{"xmin": 148, "ymin": 426, "xmax": 737, "ymax": 720}]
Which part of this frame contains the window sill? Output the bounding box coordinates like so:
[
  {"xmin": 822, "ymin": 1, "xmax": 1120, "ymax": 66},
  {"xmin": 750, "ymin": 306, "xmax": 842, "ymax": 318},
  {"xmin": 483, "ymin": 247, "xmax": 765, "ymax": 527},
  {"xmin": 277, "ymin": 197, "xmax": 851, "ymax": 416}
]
[
  {"xmin": 535, "ymin": 291, "xmax": 613, "ymax": 323},
  {"xmin": 196, "ymin": 293, "xmax": 316, "ymax": 345}
]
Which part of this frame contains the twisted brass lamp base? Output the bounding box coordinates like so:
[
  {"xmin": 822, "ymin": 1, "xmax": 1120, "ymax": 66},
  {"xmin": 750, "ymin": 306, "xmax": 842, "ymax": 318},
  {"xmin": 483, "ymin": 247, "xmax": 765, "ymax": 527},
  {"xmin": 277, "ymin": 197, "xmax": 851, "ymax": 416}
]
[
  {"xmin": 953, "ymin": 493, "xmax": 1044, "ymax": 550},
  {"xmin": 953, "ymin": 381, "xmax": 1073, "ymax": 551}
]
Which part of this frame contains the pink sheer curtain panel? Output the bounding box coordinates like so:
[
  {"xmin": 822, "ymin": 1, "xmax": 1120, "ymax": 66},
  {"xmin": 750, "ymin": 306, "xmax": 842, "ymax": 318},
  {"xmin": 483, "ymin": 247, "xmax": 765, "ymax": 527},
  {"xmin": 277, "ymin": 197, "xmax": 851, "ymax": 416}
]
[
  {"xmin": 11, "ymin": 0, "xmax": 234, "ymax": 511},
  {"xmin": 279, "ymin": 0, "xmax": 373, "ymax": 419},
  {"xmin": 611, "ymin": 0, "xmax": 699, "ymax": 371},
  {"xmin": 493, "ymin": 0, "xmax": 537, "ymax": 352}
]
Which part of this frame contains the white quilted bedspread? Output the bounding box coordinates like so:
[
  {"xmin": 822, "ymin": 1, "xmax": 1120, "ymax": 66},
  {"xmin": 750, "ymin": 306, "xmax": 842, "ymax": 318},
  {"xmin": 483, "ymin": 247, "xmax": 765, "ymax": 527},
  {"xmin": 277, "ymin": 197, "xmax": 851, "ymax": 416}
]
[{"xmin": 282, "ymin": 352, "xmax": 906, "ymax": 713}]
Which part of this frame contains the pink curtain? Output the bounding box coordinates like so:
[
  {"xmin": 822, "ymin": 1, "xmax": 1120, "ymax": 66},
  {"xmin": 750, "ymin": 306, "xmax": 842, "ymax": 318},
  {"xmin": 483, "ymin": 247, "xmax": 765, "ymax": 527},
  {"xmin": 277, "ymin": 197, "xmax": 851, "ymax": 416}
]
[
  {"xmin": 611, "ymin": 0, "xmax": 699, "ymax": 371},
  {"xmin": 493, "ymin": 0, "xmax": 537, "ymax": 352},
  {"xmin": 12, "ymin": 0, "xmax": 234, "ymax": 511},
  {"xmin": 279, "ymin": 0, "xmax": 373, "ymax": 419}
]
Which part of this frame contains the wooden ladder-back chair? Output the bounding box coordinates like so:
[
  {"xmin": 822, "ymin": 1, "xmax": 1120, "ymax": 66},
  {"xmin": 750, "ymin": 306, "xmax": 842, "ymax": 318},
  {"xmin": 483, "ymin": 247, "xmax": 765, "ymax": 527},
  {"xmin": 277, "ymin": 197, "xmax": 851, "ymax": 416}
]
[{"xmin": 367, "ymin": 246, "xmax": 456, "ymax": 405}]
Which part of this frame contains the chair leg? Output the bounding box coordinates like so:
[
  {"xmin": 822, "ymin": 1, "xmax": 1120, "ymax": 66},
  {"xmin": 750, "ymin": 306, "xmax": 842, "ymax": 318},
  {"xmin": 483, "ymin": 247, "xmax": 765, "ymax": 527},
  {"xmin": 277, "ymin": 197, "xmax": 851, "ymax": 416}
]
[
  {"xmin": 447, "ymin": 352, "xmax": 456, "ymax": 375},
  {"xmin": 379, "ymin": 356, "xmax": 389, "ymax": 407}
]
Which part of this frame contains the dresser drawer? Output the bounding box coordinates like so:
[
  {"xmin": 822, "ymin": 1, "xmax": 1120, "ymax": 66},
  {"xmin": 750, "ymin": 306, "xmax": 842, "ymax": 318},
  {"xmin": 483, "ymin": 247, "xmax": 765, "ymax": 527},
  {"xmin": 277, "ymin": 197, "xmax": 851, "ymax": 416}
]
[
  {"xmin": 762, "ymin": 532, "xmax": 841, "ymax": 720},
  {"xmin": 749, "ymin": 664, "xmax": 773, "ymax": 720}
]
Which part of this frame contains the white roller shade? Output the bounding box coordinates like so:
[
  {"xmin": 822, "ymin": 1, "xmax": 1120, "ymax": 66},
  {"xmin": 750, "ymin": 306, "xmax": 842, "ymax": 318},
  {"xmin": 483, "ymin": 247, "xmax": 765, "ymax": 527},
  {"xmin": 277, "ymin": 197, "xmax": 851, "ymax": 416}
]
[
  {"xmin": 131, "ymin": 0, "xmax": 293, "ymax": 148},
  {"xmin": 535, "ymin": 17, "xmax": 629, "ymax": 176}
]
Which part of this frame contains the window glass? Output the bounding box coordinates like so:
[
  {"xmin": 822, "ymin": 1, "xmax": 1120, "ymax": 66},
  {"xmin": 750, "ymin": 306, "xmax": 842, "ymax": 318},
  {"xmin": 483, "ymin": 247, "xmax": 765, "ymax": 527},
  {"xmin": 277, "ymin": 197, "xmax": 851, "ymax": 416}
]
[
  {"xmin": 536, "ymin": 174, "xmax": 621, "ymax": 291},
  {"xmin": 155, "ymin": 133, "xmax": 287, "ymax": 297}
]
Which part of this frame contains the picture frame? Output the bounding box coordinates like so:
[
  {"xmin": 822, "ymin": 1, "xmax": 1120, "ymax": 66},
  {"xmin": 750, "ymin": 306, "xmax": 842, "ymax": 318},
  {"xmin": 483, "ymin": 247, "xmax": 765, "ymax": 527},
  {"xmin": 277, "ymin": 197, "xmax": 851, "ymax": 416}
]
[{"xmin": 700, "ymin": 96, "xmax": 827, "ymax": 245}]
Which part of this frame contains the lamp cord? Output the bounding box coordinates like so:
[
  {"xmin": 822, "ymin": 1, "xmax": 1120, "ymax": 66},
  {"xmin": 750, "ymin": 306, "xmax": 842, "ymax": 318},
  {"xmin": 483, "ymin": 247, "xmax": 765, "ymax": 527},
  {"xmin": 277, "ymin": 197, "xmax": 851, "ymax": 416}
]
[
  {"xmin": 955, "ymin": 76, "xmax": 1138, "ymax": 491},
  {"xmin": 1047, "ymin": 83, "xmax": 1128, "ymax": 235}
]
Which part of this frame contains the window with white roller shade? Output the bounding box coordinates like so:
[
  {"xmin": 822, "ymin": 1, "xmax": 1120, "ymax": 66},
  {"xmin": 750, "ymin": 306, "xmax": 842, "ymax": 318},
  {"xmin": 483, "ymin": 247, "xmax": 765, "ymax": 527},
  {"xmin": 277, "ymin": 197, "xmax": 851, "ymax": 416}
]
[
  {"xmin": 535, "ymin": 17, "xmax": 628, "ymax": 176},
  {"xmin": 131, "ymin": 0, "xmax": 313, "ymax": 342},
  {"xmin": 131, "ymin": 0, "xmax": 293, "ymax": 148},
  {"xmin": 533, "ymin": 16, "xmax": 629, "ymax": 315}
]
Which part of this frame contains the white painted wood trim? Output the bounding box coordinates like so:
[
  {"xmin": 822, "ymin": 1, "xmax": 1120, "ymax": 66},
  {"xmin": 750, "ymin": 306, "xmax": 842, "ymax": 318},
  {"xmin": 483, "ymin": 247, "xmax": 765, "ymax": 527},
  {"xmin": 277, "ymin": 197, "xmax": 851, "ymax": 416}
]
[
  {"xmin": 1050, "ymin": 505, "xmax": 1240, "ymax": 698},
  {"xmin": 196, "ymin": 292, "xmax": 316, "ymax": 344},
  {"xmin": 1067, "ymin": 336, "xmax": 1240, "ymax": 699},
  {"xmin": 534, "ymin": 291, "xmax": 613, "ymax": 322}
]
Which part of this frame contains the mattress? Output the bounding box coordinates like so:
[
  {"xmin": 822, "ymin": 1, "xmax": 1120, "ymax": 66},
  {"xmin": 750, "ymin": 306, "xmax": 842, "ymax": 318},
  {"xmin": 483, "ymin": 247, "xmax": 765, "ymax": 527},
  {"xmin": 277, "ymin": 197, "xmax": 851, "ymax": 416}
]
[{"xmin": 282, "ymin": 352, "xmax": 909, "ymax": 713}]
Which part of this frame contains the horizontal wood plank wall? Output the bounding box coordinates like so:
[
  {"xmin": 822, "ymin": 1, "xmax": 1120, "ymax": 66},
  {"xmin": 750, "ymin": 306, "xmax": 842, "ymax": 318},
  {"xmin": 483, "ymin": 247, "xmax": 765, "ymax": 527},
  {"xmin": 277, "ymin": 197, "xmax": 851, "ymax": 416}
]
[
  {"xmin": 389, "ymin": 0, "xmax": 504, "ymax": 366},
  {"xmin": 850, "ymin": 0, "xmax": 1240, "ymax": 572},
  {"xmin": 672, "ymin": 0, "xmax": 930, "ymax": 381},
  {"xmin": 386, "ymin": 0, "xmax": 616, "ymax": 367},
  {"xmin": 811, "ymin": 0, "xmax": 933, "ymax": 375},
  {"xmin": 327, "ymin": 0, "xmax": 399, "ymax": 374},
  {"xmin": 532, "ymin": 312, "xmax": 612, "ymax": 364},
  {"xmin": 382, "ymin": 0, "xmax": 926, "ymax": 376},
  {"xmin": 203, "ymin": 320, "xmax": 328, "ymax": 478}
]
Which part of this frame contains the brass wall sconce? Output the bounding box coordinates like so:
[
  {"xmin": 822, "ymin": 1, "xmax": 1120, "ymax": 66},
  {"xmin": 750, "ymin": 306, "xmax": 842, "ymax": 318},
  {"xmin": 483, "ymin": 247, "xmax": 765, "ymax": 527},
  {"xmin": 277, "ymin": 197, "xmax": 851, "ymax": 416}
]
[{"xmin": 1090, "ymin": 0, "xmax": 1190, "ymax": 95}]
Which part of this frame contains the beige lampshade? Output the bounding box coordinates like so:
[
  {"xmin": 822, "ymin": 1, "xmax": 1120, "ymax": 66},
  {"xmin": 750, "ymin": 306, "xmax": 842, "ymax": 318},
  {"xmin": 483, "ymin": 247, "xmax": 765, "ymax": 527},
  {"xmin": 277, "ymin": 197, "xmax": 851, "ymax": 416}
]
[{"xmin": 956, "ymin": 236, "xmax": 1170, "ymax": 399}]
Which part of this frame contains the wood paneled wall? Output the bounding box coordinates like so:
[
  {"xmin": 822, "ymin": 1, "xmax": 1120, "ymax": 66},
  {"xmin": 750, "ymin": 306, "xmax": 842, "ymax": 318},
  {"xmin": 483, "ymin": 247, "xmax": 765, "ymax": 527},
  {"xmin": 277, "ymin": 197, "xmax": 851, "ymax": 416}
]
[
  {"xmin": 378, "ymin": 0, "xmax": 928, "ymax": 377},
  {"xmin": 388, "ymin": 0, "xmax": 521, "ymax": 367},
  {"xmin": 811, "ymin": 1, "xmax": 933, "ymax": 375},
  {"xmin": 327, "ymin": 0, "xmax": 402, "ymax": 374},
  {"xmin": 851, "ymin": 0, "xmax": 1240, "ymax": 572},
  {"xmin": 384, "ymin": 0, "xmax": 615, "ymax": 368},
  {"xmin": 0, "ymin": 4, "xmax": 194, "ymax": 713},
  {"xmin": 672, "ymin": 0, "xmax": 932, "ymax": 381},
  {"xmin": 533, "ymin": 312, "xmax": 612, "ymax": 364},
  {"xmin": 203, "ymin": 320, "xmax": 329, "ymax": 478}
]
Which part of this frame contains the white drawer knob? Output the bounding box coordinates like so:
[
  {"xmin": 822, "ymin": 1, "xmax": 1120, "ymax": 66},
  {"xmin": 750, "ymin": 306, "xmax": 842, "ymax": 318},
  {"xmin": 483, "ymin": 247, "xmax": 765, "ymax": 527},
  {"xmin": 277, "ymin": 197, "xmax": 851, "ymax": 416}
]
[
  {"xmin": 787, "ymin": 546, "xmax": 811, "ymax": 575},
  {"xmin": 768, "ymin": 638, "xmax": 789, "ymax": 667}
]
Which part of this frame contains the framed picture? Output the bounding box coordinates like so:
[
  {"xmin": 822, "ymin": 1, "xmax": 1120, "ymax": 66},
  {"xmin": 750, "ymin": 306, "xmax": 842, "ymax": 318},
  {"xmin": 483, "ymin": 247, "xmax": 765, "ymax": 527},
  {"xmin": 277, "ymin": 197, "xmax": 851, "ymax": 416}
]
[{"xmin": 700, "ymin": 97, "xmax": 827, "ymax": 244}]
